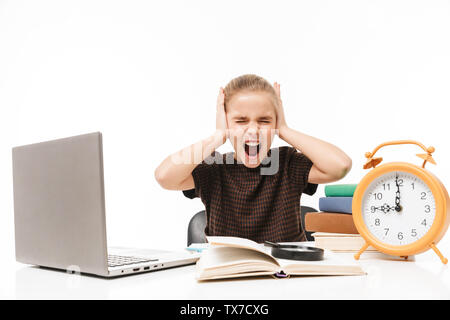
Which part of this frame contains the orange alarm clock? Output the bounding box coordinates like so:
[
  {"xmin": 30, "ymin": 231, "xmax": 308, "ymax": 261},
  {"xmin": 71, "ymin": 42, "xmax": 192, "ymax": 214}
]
[{"xmin": 352, "ymin": 140, "xmax": 450, "ymax": 264}]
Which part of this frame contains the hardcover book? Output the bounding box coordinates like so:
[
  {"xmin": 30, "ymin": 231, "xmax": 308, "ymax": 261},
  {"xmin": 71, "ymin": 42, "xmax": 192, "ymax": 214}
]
[
  {"xmin": 305, "ymin": 212, "xmax": 358, "ymax": 234},
  {"xmin": 324, "ymin": 184, "xmax": 358, "ymax": 197},
  {"xmin": 319, "ymin": 197, "xmax": 353, "ymax": 214},
  {"xmin": 312, "ymin": 232, "xmax": 377, "ymax": 252}
]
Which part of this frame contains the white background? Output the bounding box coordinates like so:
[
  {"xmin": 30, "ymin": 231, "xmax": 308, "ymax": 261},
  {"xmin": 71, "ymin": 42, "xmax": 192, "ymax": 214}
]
[{"xmin": 1, "ymin": 0, "xmax": 449, "ymax": 276}]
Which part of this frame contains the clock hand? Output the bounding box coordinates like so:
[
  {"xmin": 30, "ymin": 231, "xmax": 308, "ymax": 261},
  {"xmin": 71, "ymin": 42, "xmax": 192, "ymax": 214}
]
[
  {"xmin": 384, "ymin": 204, "xmax": 395, "ymax": 213},
  {"xmin": 395, "ymin": 173, "xmax": 402, "ymax": 212},
  {"xmin": 374, "ymin": 204, "xmax": 395, "ymax": 214}
]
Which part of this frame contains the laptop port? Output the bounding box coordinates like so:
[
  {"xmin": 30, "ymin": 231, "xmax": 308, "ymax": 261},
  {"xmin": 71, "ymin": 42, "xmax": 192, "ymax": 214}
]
[
  {"xmin": 143, "ymin": 267, "xmax": 150, "ymax": 270},
  {"xmin": 133, "ymin": 268, "xmax": 140, "ymax": 272}
]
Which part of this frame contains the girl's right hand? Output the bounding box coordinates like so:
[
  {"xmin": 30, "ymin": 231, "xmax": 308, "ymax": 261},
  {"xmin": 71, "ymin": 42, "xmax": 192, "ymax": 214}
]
[{"xmin": 215, "ymin": 87, "xmax": 228, "ymax": 142}]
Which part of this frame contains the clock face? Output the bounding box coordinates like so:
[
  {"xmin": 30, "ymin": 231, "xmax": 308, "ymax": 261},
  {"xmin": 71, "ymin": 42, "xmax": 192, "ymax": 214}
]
[{"xmin": 361, "ymin": 171, "xmax": 436, "ymax": 246}]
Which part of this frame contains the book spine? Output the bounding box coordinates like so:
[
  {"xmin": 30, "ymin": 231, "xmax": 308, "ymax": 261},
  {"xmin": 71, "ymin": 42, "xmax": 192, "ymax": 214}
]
[
  {"xmin": 324, "ymin": 184, "xmax": 357, "ymax": 197},
  {"xmin": 319, "ymin": 197, "xmax": 353, "ymax": 214}
]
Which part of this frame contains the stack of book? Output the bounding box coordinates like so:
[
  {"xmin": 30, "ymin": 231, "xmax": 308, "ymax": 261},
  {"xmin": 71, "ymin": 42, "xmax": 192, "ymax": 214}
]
[
  {"xmin": 306, "ymin": 184, "xmax": 357, "ymax": 234},
  {"xmin": 306, "ymin": 184, "xmax": 377, "ymax": 252}
]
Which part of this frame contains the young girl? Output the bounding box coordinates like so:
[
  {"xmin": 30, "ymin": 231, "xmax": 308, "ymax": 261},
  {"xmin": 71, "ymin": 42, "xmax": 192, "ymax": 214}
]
[{"xmin": 155, "ymin": 74, "xmax": 352, "ymax": 242}]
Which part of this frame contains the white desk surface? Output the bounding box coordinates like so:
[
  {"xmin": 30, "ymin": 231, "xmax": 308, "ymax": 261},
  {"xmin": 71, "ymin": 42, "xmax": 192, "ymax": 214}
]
[{"xmin": 2, "ymin": 243, "xmax": 450, "ymax": 300}]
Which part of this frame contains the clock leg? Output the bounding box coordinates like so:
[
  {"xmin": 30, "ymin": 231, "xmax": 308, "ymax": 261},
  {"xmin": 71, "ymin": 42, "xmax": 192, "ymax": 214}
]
[
  {"xmin": 429, "ymin": 243, "xmax": 448, "ymax": 264},
  {"xmin": 354, "ymin": 242, "xmax": 370, "ymax": 260}
]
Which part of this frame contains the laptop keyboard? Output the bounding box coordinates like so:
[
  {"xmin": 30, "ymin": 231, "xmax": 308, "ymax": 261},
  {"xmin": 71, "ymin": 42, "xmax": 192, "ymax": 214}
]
[{"xmin": 108, "ymin": 254, "xmax": 158, "ymax": 267}]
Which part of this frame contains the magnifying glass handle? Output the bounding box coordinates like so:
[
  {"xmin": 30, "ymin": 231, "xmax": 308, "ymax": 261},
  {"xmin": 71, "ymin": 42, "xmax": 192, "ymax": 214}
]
[{"xmin": 264, "ymin": 241, "xmax": 280, "ymax": 248}]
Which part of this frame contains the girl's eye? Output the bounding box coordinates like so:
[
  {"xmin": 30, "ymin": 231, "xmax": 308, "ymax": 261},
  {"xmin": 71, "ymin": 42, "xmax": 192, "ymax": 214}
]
[{"xmin": 236, "ymin": 120, "xmax": 247, "ymax": 124}]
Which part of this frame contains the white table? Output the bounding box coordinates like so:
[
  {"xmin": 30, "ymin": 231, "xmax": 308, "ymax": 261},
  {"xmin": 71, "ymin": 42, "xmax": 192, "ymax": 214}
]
[{"xmin": 2, "ymin": 245, "xmax": 450, "ymax": 300}]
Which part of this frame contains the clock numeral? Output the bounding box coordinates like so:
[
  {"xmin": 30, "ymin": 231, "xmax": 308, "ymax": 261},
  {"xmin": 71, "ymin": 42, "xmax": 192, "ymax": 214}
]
[
  {"xmin": 383, "ymin": 183, "xmax": 390, "ymax": 191},
  {"xmin": 411, "ymin": 229, "xmax": 417, "ymax": 237},
  {"xmin": 371, "ymin": 206, "xmax": 376, "ymax": 213},
  {"xmin": 373, "ymin": 193, "xmax": 383, "ymax": 200},
  {"xmin": 384, "ymin": 228, "xmax": 389, "ymax": 236},
  {"xmin": 411, "ymin": 182, "xmax": 415, "ymax": 190},
  {"xmin": 421, "ymin": 192, "xmax": 427, "ymax": 200},
  {"xmin": 421, "ymin": 219, "xmax": 427, "ymax": 226},
  {"xmin": 397, "ymin": 179, "xmax": 403, "ymax": 186},
  {"xmin": 424, "ymin": 205, "xmax": 431, "ymax": 213},
  {"xmin": 375, "ymin": 218, "xmax": 380, "ymax": 226},
  {"xmin": 397, "ymin": 232, "xmax": 404, "ymax": 240}
]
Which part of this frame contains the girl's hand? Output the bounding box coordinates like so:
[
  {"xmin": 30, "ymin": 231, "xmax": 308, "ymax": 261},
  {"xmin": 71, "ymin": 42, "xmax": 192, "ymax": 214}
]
[
  {"xmin": 273, "ymin": 82, "xmax": 288, "ymax": 133},
  {"xmin": 215, "ymin": 87, "xmax": 228, "ymax": 142}
]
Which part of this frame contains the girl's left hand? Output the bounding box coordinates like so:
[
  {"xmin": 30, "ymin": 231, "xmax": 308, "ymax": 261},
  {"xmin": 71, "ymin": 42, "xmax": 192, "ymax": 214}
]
[{"xmin": 273, "ymin": 82, "xmax": 288, "ymax": 132}]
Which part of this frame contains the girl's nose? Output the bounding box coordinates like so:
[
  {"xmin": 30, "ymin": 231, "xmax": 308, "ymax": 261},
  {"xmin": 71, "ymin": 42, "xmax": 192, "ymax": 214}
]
[{"xmin": 247, "ymin": 121, "xmax": 259, "ymax": 134}]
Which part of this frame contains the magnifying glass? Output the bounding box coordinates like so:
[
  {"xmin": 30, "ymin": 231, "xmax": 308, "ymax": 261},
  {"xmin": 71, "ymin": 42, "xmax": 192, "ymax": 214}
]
[{"xmin": 264, "ymin": 241, "xmax": 324, "ymax": 261}]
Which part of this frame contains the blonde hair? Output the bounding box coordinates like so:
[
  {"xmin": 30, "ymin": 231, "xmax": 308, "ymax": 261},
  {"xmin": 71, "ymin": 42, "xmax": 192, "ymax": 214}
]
[{"xmin": 223, "ymin": 74, "xmax": 279, "ymax": 111}]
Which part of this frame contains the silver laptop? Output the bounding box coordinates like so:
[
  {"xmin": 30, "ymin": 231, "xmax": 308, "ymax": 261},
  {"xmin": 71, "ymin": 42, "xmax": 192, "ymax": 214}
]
[{"xmin": 12, "ymin": 132, "xmax": 200, "ymax": 278}]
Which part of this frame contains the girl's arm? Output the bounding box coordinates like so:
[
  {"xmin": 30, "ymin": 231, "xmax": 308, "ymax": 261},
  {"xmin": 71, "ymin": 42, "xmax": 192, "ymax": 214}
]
[
  {"xmin": 154, "ymin": 88, "xmax": 227, "ymax": 190},
  {"xmin": 279, "ymin": 127, "xmax": 352, "ymax": 184},
  {"xmin": 273, "ymin": 83, "xmax": 352, "ymax": 184}
]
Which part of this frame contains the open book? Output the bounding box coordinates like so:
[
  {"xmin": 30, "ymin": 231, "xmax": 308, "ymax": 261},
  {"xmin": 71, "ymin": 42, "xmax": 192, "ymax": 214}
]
[{"xmin": 196, "ymin": 236, "xmax": 365, "ymax": 281}]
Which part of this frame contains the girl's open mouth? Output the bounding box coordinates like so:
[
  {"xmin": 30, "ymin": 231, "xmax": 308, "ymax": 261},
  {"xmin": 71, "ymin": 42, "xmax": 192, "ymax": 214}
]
[{"xmin": 244, "ymin": 141, "xmax": 261, "ymax": 160}]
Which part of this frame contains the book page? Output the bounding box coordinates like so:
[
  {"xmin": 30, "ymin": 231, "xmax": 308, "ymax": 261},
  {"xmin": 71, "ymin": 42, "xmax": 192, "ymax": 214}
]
[
  {"xmin": 196, "ymin": 246, "xmax": 280, "ymax": 280},
  {"xmin": 197, "ymin": 246, "xmax": 279, "ymax": 269},
  {"xmin": 206, "ymin": 236, "xmax": 272, "ymax": 257}
]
